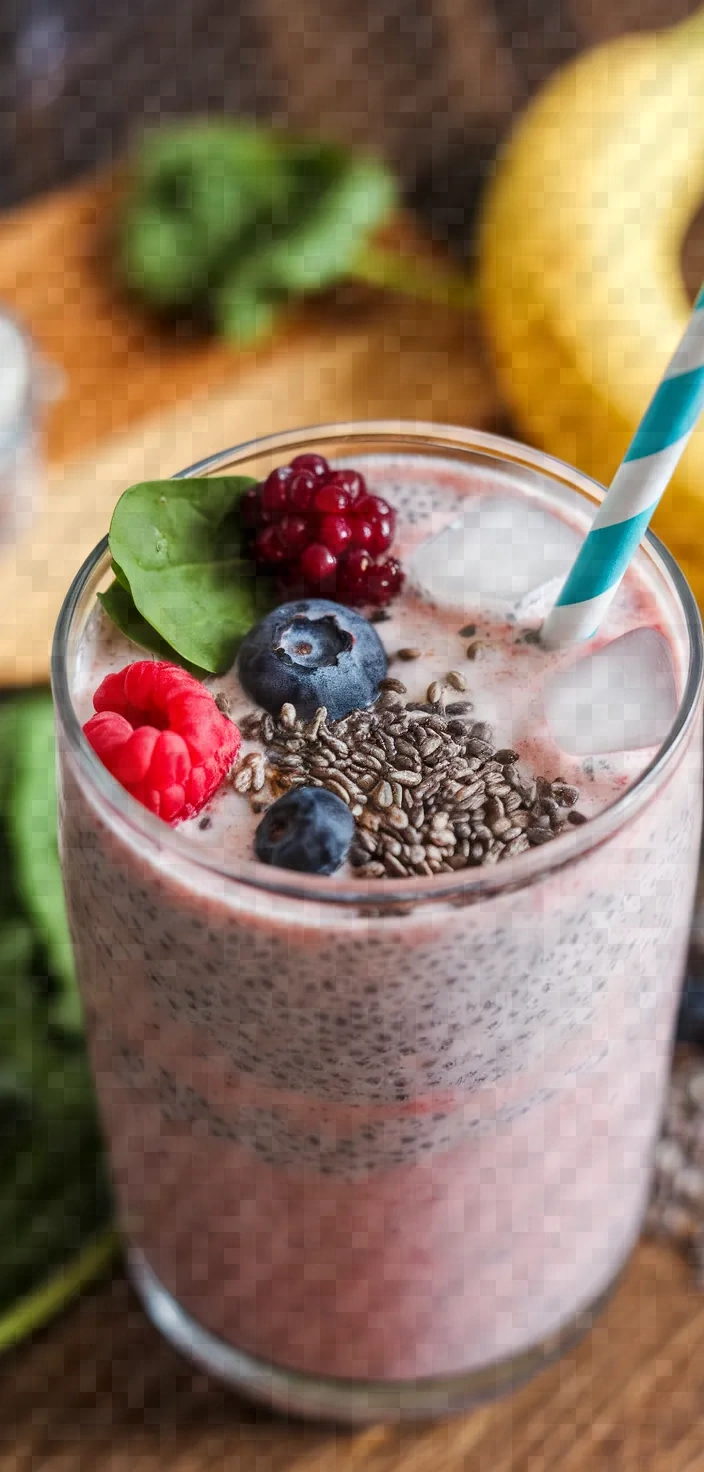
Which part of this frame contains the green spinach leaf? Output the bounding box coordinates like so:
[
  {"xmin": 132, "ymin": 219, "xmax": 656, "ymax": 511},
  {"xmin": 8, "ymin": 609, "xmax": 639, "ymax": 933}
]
[
  {"xmin": 107, "ymin": 475, "xmax": 275, "ymax": 673},
  {"xmin": 98, "ymin": 579, "xmax": 208, "ymax": 676},
  {"xmin": 120, "ymin": 123, "xmax": 398, "ymax": 343},
  {"xmin": 7, "ymin": 696, "xmax": 81, "ymax": 1036}
]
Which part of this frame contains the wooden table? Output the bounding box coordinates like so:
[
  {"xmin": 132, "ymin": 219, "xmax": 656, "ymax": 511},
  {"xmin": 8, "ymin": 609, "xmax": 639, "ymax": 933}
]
[{"xmin": 2, "ymin": 173, "xmax": 704, "ymax": 1471}]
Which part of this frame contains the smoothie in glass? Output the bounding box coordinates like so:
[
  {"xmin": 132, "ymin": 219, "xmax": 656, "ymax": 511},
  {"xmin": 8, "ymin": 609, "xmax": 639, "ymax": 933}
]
[{"xmin": 52, "ymin": 423, "xmax": 704, "ymax": 1421}]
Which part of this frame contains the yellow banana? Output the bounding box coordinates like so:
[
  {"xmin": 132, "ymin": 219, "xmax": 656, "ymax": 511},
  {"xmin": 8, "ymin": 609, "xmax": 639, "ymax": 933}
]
[{"xmin": 478, "ymin": 8, "xmax": 704, "ymax": 604}]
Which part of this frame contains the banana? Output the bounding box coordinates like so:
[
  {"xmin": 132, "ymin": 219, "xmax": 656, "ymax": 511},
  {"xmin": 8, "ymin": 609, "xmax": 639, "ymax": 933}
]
[{"xmin": 478, "ymin": 9, "xmax": 704, "ymax": 604}]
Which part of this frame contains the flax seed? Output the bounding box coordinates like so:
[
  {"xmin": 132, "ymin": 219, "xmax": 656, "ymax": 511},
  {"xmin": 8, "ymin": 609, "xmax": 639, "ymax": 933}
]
[
  {"xmin": 357, "ymin": 772, "xmax": 378, "ymax": 792},
  {"xmin": 372, "ymin": 780, "xmax": 394, "ymax": 809},
  {"xmin": 233, "ymin": 766, "xmax": 253, "ymax": 794},
  {"xmin": 326, "ymin": 780, "xmax": 351, "ymax": 805},
  {"xmin": 377, "ymin": 691, "xmax": 405, "ymax": 711},
  {"xmin": 465, "ymin": 738, "xmax": 494, "ymax": 758},
  {"xmin": 329, "ymin": 770, "xmax": 362, "ymax": 798},
  {"xmin": 505, "ymin": 835, "xmax": 530, "ymax": 856},
  {"xmin": 307, "ymin": 707, "xmax": 327, "ymax": 739},
  {"xmin": 527, "ymin": 827, "xmax": 552, "ymax": 845},
  {"xmin": 360, "ymin": 809, "xmax": 382, "ymax": 832},
  {"xmin": 386, "ymin": 805, "xmax": 409, "ymax": 830}
]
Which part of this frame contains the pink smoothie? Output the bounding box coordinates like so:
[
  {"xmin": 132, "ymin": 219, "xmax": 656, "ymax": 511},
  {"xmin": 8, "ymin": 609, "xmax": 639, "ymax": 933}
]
[{"xmin": 55, "ymin": 446, "xmax": 703, "ymax": 1412}]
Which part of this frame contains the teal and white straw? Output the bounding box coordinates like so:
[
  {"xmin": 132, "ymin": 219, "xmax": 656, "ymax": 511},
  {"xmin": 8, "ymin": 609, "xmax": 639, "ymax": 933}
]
[{"xmin": 542, "ymin": 287, "xmax": 704, "ymax": 649}]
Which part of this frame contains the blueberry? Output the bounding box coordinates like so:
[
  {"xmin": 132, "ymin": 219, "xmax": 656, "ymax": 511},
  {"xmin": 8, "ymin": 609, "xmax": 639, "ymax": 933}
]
[
  {"xmin": 254, "ymin": 788, "xmax": 355, "ymax": 875},
  {"xmin": 237, "ymin": 598, "xmax": 387, "ymax": 720}
]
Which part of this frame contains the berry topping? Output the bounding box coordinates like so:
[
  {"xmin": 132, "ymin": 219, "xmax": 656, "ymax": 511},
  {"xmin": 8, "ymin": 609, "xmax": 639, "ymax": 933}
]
[
  {"xmin": 300, "ymin": 542, "xmax": 338, "ymax": 586},
  {"xmin": 83, "ymin": 661, "xmax": 240, "ymax": 823},
  {"xmin": 237, "ymin": 598, "xmax": 388, "ymax": 720},
  {"xmin": 365, "ymin": 556, "xmax": 404, "ymax": 607},
  {"xmin": 279, "ymin": 514, "xmax": 311, "ymax": 554},
  {"xmin": 314, "ymin": 483, "xmax": 352, "ymax": 515},
  {"xmin": 327, "ymin": 468, "xmax": 365, "ymax": 501},
  {"xmin": 255, "ymin": 525, "xmax": 288, "ymax": 565},
  {"xmin": 348, "ymin": 517, "xmax": 374, "ymax": 549},
  {"xmin": 261, "ymin": 466, "xmax": 292, "ymax": 515},
  {"xmin": 288, "ymin": 470, "xmax": 317, "ymax": 512},
  {"xmin": 254, "ymin": 787, "xmax": 354, "ymax": 875},
  {"xmin": 290, "ymin": 453, "xmax": 329, "ymax": 478},
  {"xmin": 318, "ymin": 514, "xmax": 352, "ymax": 555},
  {"xmin": 243, "ymin": 456, "xmax": 405, "ymax": 607},
  {"xmin": 337, "ymin": 548, "xmax": 373, "ymax": 601}
]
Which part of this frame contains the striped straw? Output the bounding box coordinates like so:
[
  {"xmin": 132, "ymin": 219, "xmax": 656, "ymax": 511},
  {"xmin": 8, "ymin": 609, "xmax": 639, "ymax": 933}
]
[{"xmin": 542, "ymin": 286, "xmax": 704, "ymax": 649}]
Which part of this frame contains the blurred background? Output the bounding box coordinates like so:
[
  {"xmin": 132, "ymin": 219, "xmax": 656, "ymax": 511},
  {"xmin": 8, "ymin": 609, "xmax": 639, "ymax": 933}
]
[
  {"xmin": 3, "ymin": 0, "xmax": 704, "ymax": 1412},
  {"xmin": 3, "ymin": 0, "xmax": 699, "ymax": 238}
]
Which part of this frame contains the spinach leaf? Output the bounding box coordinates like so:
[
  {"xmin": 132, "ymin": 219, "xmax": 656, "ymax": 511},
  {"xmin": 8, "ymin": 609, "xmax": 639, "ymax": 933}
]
[
  {"xmin": 0, "ymin": 920, "xmax": 38, "ymax": 1115},
  {"xmin": 120, "ymin": 123, "xmax": 398, "ymax": 344},
  {"xmin": 214, "ymin": 145, "xmax": 397, "ymax": 341},
  {"xmin": 122, "ymin": 123, "xmax": 292, "ymax": 311},
  {"xmin": 107, "ymin": 475, "xmax": 276, "ymax": 674},
  {"xmin": 0, "ymin": 694, "xmax": 114, "ymax": 1331},
  {"xmin": 98, "ymin": 579, "xmax": 208, "ymax": 676},
  {"xmin": 255, "ymin": 143, "xmax": 398, "ymax": 293},
  {"xmin": 7, "ymin": 696, "xmax": 81, "ymax": 1036}
]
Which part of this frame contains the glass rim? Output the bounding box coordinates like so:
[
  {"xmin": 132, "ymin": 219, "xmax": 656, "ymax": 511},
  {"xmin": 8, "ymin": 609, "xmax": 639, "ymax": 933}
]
[
  {"xmin": 0, "ymin": 306, "xmax": 37, "ymax": 448},
  {"xmin": 51, "ymin": 418, "xmax": 704, "ymax": 909}
]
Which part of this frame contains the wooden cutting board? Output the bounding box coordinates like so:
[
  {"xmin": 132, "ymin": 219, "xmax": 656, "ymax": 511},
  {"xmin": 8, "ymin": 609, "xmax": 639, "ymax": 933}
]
[
  {"xmin": 0, "ymin": 175, "xmax": 495, "ymax": 685},
  {"xmin": 2, "ymin": 171, "xmax": 704, "ymax": 1471}
]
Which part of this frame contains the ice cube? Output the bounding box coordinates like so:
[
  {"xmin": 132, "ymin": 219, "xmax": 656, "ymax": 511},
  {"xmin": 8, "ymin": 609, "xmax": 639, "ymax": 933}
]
[
  {"xmin": 408, "ymin": 494, "xmax": 581, "ymax": 614},
  {"xmin": 545, "ymin": 629, "xmax": 678, "ymax": 756}
]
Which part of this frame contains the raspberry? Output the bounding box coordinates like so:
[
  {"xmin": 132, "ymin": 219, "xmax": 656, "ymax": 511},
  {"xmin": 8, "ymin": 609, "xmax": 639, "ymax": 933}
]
[
  {"xmin": 288, "ymin": 471, "xmax": 317, "ymax": 513},
  {"xmin": 365, "ymin": 556, "xmax": 404, "ymax": 606},
  {"xmin": 318, "ymin": 514, "xmax": 352, "ymax": 555},
  {"xmin": 349, "ymin": 517, "xmax": 374, "ymax": 550},
  {"xmin": 290, "ymin": 453, "xmax": 329, "ymax": 479},
  {"xmin": 300, "ymin": 542, "xmax": 338, "ymax": 586},
  {"xmin": 356, "ymin": 493, "xmax": 392, "ymax": 522},
  {"xmin": 247, "ymin": 457, "xmax": 405, "ymax": 608},
  {"xmin": 84, "ymin": 661, "xmax": 240, "ymax": 824},
  {"xmin": 255, "ymin": 525, "xmax": 288, "ymax": 565},
  {"xmin": 327, "ymin": 468, "xmax": 365, "ymax": 502},
  {"xmin": 367, "ymin": 515, "xmax": 394, "ymax": 555},
  {"xmin": 314, "ymin": 483, "xmax": 351, "ymax": 514},
  {"xmin": 261, "ymin": 466, "xmax": 292, "ymax": 516},
  {"xmin": 278, "ymin": 514, "xmax": 311, "ymax": 554},
  {"xmin": 337, "ymin": 548, "xmax": 372, "ymax": 604}
]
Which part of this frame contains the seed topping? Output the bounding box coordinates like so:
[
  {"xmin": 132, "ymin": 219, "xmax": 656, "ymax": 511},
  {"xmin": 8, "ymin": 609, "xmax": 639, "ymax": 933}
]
[{"xmin": 233, "ymin": 675, "xmax": 584, "ymax": 878}]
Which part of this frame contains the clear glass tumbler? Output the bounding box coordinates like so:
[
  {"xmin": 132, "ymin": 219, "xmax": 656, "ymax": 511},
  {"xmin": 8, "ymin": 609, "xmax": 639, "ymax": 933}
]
[
  {"xmin": 0, "ymin": 305, "xmax": 57, "ymax": 552},
  {"xmin": 52, "ymin": 422, "xmax": 704, "ymax": 1422}
]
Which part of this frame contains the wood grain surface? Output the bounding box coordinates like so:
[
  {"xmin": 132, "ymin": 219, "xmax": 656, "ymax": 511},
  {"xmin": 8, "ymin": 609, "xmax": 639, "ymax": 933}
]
[
  {"xmin": 0, "ymin": 176, "xmax": 493, "ymax": 685},
  {"xmin": 2, "ymin": 171, "xmax": 704, "ymax": 1469},
  {"xmin": 3, "ymin": 1243, "xmax": 704, "ymax": 1471}
]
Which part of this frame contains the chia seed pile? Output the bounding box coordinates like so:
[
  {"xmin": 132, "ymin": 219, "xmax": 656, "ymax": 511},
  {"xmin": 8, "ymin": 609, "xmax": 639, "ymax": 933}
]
[{"xmin": 230, "ymin": 670, "xmax": 584, "ymax": 879}]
